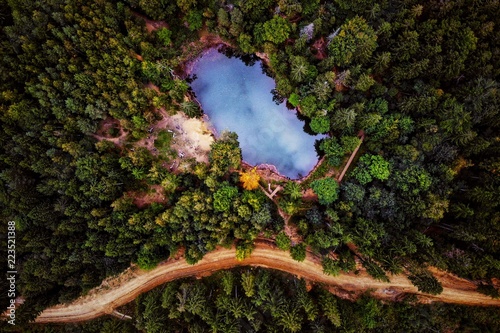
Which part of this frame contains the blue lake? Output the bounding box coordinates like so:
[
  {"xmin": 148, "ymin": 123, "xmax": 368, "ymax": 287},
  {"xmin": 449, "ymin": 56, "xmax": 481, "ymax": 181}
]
[{"xmin": 190, "ymin": 48, "xmax": 324, "ymax": 179}]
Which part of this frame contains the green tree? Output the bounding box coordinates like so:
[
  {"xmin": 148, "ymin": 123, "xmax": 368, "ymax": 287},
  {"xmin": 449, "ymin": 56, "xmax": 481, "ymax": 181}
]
[
  {"xmin": 408, "ymin": 271, "xmax": 443, "ymax": 295},
  {"xmin": 355, "ymin": 73, "xmax": 375, "ymax": 92},
  {"xmin": 213, "ymin": 185, "xmax": 238, "ymax": 212},
  {"xmin": 310, "ymin": 115, "xmax": 330, "ymax": 134},
  {"xmin": 157, "ymin": 28, "xmax": 172, "ymax": 46},
  {"xmin": 299, "ymin": 95, "xmax": 318, "ymax": 118},
  {"xmin": 290, "ymin": 243, "xmax": 307, "ymax": 261},
  {"xmin": 328, "ymin": 16, "xmax": 378, "ymax": 66},
  {"xmin": 236, "ymin": 241, "xmax": 254, "ymax": 261},
  {"xmin": 241, "ymin": 271, "xmax": 255, "ymax": 297},
  {"xmin": 181, "ymin": 101, "xmax": 202, "ymax": 118},
  {"xmin": 288, "ymin": 93, "xmax": 300, "ymax": 107},
  {"xmin": 221, "ymin": 271, "xmax": 234, "ymax": 296},
  {"xmin": 283, "ymin": 181, "xmax": 302, "ymax": 200},
  {"xmin": 340, "ymin": 135, "xmax": 361, "ymax": 153},
  {"xmin": 352, "ymin": 154, "xmax": 391, "ymax": 184},
  {"xmin": 290, "ymin": 56, "xmax": 310, "ymax": 83},
  {"xmin": 331, "ymin": 107, "xmax": 357, "ymax": 131},
  {"xmin": 209, "ymin": 131, "xmax": 242, "ymax": 177},
  {"xmin": 238, "ymin": 34, "xmax": 254, "ymax": 54},
  {"xmin": 322, "ymin": 257, "xmax": 341, "ymax": 276},
  {"xmin": 275, "ymin": 232, "xmax": 291, "ymax": 251},
  {"xmin": 310, "ymin": 178, "xmax": 339, "ymax": 205},
  {"xmin": 320, "ymin": 138, "xmax": 345, "ymax": 166},
  {"xmin": 262, "ymin": 16, "xmax": 291, "ymax": 44},
  {"xmin": 319, "ymin": 291, "xmax": 341, "ymax": 327},
  {"xmin": 186, "ymin": 10, "xmax": 203, "ymax": 31}
]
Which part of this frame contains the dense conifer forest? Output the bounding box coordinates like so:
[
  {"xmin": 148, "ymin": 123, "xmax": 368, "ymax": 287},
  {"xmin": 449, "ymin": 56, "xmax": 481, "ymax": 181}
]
[{"xmin": 0, "ymin": 0, "xmax": 499, "ymax": 329}]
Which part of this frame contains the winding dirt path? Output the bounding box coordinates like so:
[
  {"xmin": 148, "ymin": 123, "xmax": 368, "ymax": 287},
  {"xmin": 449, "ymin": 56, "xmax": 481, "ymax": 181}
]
[{"xmin": 35, "ymin": 240, "xmax": 499, "ymax": 323}]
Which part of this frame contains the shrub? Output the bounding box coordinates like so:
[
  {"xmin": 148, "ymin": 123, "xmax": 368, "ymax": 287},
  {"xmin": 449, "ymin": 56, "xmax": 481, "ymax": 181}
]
[
  {"xmin": 288, "ymin": 93, "xmax": 300, "ymax": 107},
  {"xmin": 290, "ymin": 243, "xmax": 307, "ymax": 261},
  {"xmin": 477, "ymin": 284, "xmax": 500, "ymax": 299},
  {"xmin": 236, "ymin": 241, "xmax": 254, "ymax": 261},
  {"xmin": 276, "ymin": 232, "xmax": 291, "ymax": 251},
  {"xmin": 322, "ymin": 257, "xmax": 341, "ymax": 276},
  {"xmin": 310, "ymin": 115, "xmax": 330, "ymax": 134},
  {"xmin": 408, "ymin": 272, "xmax": 443, "ymax": 295}
]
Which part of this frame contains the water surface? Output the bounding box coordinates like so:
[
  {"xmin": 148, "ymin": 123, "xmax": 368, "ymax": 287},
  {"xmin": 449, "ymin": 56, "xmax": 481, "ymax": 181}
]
[{"xmin": 190, "ymin": 48, "xmax": 324, "ymax": 179}]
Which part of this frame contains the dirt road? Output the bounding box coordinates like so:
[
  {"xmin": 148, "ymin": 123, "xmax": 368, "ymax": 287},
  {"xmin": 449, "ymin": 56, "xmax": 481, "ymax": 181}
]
[{"xmin": 35, "ymin": 240, "xmax": 499, "ymax": 323}]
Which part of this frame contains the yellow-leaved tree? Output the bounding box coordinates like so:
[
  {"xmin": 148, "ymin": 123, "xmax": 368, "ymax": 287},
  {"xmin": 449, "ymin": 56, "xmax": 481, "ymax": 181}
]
[{"xmin": 239, "ymin": 168, "xmax": 260, "ymax": 190}]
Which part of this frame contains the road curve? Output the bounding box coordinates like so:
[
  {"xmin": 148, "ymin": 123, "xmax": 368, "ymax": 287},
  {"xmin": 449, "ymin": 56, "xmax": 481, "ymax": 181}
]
[{"xmin": 35, "ymin": 240, "xmax": 500, "ymax": 323}]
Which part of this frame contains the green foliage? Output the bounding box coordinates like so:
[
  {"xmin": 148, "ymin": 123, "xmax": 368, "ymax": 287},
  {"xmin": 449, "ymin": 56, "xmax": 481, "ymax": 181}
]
[
  {"xmin": 328, "ymin": 16, "xmax": 377, "ymax": 66},
  {"xmin": 320, "ymin": 137, "xmax": 345, "ymax": 166},
  {"xmin": 275, "ymin": 232, "xmax": 291, "ymax": 251},
  {"xmin": 186, "ymin": 10, "xmax": 203, "ymax": 31},
  {"xmin": 129, "ymin": 269, "xmax": 500, "ymax": 332},
  {"xmin": 283, "ymin": 181, "xmax": 302, "ymax": 201},
  {"xmin": 180, "ymin": 101, "xmax": 202, "ymax": 118},
  {"xmin": 320, "ymin": 291, "xmax": 342, "ymax": 327},
  {"xmin": 262, "ymin": 16, "xmax": 291, "ymax": 44},
  {"xmin": 237, "ymin": 34, "xmax": 254, "ymax": 54},
  {"xmin": 340, "ymin": 135, "xmax": 361, "ymax": 153},
  {"xmin": 157, "ymin": 28, "xmax": 172, "ymax": 46},
  {"xmin": 4, "ymin": 0, "xmax": 500, "ymax": 319},
  {"xmin": 290, "ymin": 56, "xmax": 311, "ymax": 83},
  {"xmin": 477, "ymin": 284, "xmax": 500, "ymax": 299},
  {"xmin": 298, "ymin": 95, "xmax": 317, "ymax": 117},
  {"xmin": 362, "ymin": 258, "xmax": 390, "ymax": 283},
  {"xmin": 355, "ymin": 73, "xmax": 375, "ymax": 92},
  {"xmin": 408, "ymin": 271, "xmax": 443, "ymax": 295},
  {"xmin": 136, "ymin": 245, "xmax": 165, "ymax": 271},
  {"xmin": 241, "ymin": 271, "xmax": 255, "ymax": 297},
  {"xmin": 176, "ymin": 0, "xmax": 196, "ymax": 12},
  {"xmin": 220, "ymin": 271, "xmax": 235, "ymax": 296},
  {"xmin": 310, "ymin": 178, "xmax": 339, "ymax": 205},
  {"xmin": 236, "ymin": 241, "xmax": 254, "ymax": 261},
  {"xmin": 288, "ymin": 93, "xmax": 300, "ymax": 107},
  {"xmin": 310, "ymin": 115, "xmax": 330, "ymax": 134},
  {"xmin": 390, "ymin": 164, "xmax": 432, "ymax": 195},
  {"xmin": 352, "ymin": 154, "xmax": 391, "ymax": 184},
  {"xmin": 290, "ymin": 243, "xmax": 307, "ymax": 261},
  {"xmin": 209, "ymin": 131, "xmax": 242, "ymax": 177},
  {"xmin": 154, "ymin": 130, "xmax": 173, "ymax": 151},
  {"xmin": 213, "ymin": 184, "xmax": 238, "ymax": 212},
  {"xmin": 321, "ymin": 257, "xmax": 341, "ymax": 276}
]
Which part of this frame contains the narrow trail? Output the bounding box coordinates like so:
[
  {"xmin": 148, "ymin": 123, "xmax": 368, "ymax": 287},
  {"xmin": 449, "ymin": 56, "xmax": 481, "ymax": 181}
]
[{"xmin": 35, "ymin": 240, "xmax": 499, "ymax": 324}]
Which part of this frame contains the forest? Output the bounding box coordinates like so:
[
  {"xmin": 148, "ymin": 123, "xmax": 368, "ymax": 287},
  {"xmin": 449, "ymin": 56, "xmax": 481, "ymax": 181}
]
[
  {"xmin": 16, "ymin": 269, "xmax": 500, "ymax": 332},
  {"xmin": 0, "ymin": 0, "xmax": 499, "ymax": 329}
]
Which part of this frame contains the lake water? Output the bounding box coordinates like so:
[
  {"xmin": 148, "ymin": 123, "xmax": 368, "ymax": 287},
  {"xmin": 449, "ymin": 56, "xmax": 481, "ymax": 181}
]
[{"xmin": 190, "ymin": 48, "xmax": 324, "ymax": 179}]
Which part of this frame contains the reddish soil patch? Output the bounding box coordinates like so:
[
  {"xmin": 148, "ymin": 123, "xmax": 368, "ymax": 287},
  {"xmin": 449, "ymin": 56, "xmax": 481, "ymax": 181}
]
[
  {"xmin": 93, "ymin": 118, "xmax": 128, "ymax": 145},
  {"xmin": 132, "ymin": 11, "xmax": 169, "ymax": 33},
  {"xmin": 312, "ymin": 37, "xmax": 327, "ymax": 60},
  {"xmin": 302, "ymin": 188, "xmax": 318, "ymax": 202},
  {"xmin": 94, "ymin": 117, "xmax": 122, "ymax": 138},
  {"xmin": 130, "ymin": 185, "xmax": 167, "ymax": 209}
]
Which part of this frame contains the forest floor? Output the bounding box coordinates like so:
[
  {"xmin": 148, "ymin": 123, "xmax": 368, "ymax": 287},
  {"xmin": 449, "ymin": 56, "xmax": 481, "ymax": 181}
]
[{"xmin": 34, "ymin": 239, "xmax": 500, "ymax": 324}]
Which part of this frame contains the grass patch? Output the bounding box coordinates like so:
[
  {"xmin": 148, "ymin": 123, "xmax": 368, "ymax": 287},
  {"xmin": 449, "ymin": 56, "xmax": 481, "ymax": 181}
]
[{"xmin": 301, "ymin": 159, "xmax": 331, "ymax": 188}]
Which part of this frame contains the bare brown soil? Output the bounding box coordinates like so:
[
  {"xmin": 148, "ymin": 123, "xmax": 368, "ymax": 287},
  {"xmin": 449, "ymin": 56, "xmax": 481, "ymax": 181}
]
[
  {"xmin": 35, "ymin": 240, "xmax": 499, "ymax": 324},
  {"xmin": 312, "ymin": 37, "xmax": 327, "ymax": 60},
  {"xmin": 132, "ymin": 12, "xmax": 169, "ymax": 33},
  {"xmin": 93, "ymin": 118, "xmax": 128, "ymax": 145},
  {"xmin": 130, "ymin": 184, "xmax": 167, "ymax": 209}
]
